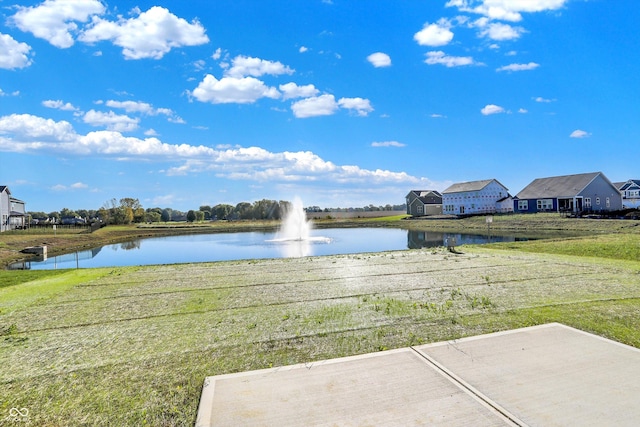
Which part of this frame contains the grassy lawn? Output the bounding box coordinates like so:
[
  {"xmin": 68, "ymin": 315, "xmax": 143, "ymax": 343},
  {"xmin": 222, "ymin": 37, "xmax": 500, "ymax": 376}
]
[{"xmin": 0, "ymin": 217, "xmax": 639, "ymax": 425}]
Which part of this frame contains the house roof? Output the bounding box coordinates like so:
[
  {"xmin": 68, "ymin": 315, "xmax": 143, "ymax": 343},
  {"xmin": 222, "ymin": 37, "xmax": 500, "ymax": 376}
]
[
  {"xmin": 407, "ymin": 190, "xmax": 442, "ymax": 204},
  {"xmin": 619, "ymin": 180, "xmax": 640, "ymax": 191},
  {"xmin": 442, "ymin": 179, "xmax": 506, "ymax": 194},
  {"xmin": 0, "ymin": 185, "xmax": 9, "ymax": 194},
  {"xmin": 515, "ymin": 172, "xmax": 606, "ymax": 199}
]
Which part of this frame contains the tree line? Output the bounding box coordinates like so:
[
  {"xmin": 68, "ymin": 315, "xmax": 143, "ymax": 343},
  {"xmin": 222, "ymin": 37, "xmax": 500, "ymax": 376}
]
[
  {"xmin": 29, "ymin": 198, "xmax": 291, "ymax": 225},
  {"xmin": 28, "ymin": 198, "xmax": 406, "ymax": 226}
]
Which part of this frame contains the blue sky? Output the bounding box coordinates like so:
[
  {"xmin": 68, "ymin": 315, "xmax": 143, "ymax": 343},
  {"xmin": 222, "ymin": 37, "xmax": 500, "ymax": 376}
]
[{"xmin": 1, "ymin": 0, "xmax": 638, "ymax": 212}]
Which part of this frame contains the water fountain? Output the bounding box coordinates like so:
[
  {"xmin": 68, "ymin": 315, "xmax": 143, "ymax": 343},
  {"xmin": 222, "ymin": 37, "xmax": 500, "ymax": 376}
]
[
  {"xmin": 269, "ymin": 197, "xmax": 331, "ymax": 257},
  {"xmin": 277, "ymin": 197, "xmax": 312, "ymax": 241}
]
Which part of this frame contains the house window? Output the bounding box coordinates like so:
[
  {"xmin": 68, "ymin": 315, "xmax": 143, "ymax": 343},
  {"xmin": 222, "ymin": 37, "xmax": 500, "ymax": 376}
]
[
  {"xmin": 518, "ymin": 200, "xmax": 528, "ymax": 210},
  {"xmin": 596, "ymin": 197, "xmax": 600, "ymax": 205},
  {"xmin": 537, "ymin": 199, "xmax": 553, "ymax": 211},
  {"xmin": 417, "ymin": 205, "xmax": 423, "ymax": 214},
  {"xmin": 606, "ymin": 197, "xmax": 610, "ymax": 208},
  {"xmin": 584, "ymin": 198, "xmax": 591, "ymax": 208}
]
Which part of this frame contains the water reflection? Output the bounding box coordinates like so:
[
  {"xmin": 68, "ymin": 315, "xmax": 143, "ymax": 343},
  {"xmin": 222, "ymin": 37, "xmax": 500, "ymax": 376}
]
[
  {"xmin": 9, "ymin": 247, "xmax": 103, "ymax": 270},
  {"xmin": 407, "ymin": 230, "xmax": 530, "ymax": 249}
]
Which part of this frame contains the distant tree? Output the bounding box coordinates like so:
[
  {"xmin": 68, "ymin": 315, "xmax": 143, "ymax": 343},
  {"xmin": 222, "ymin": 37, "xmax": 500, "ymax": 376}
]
[
  {"xmin": 186, "ymin": 210, "xmax": 196, "ymax": 222},
  {"xmin": 234, "ymin": 202, "xmax": 252, "ymax": 219},
  {"xmin": 171, "ymin": 210, "xmax": 186, "ymax": 221},
  {"xmin": 28, "ymin": 211, "xmax": 48, "ymax": 219},
  {"xmin": 132, "ymin": 207, "xmax": 145, "ymax": 223},
  {"xmin": 119, "ymin": 198, "xmax": 142, "ymax": 210},
  {"xmin": 97, "ymin": 207, "xmax": 110, "ymax": 223},
  {"xmin": 60, "ymin": 207, "xmax": 76, "ymax": 218},
  {"xmin": 195, "ymin": 211, "xmax": 205, "ymax": 222},
  {"xmin": 145, "ymin": 211, "xmax": 161, "ymax": 223},
  {"xmin": 213, "ymin": 204, "xmax": 233, "ymax": 220},
  {"xmin": 199, "ymin": 205, "xmax": 212, "ymax": 220},
  {"xmin": 251, "ymin": 199, "xmax": 282, "ymax": 220},
  {"xmin": 76, "ymin": 209, "xmax": 89, "ymax": 219},
  {"xmin": 161, "ymin": 208, "xmax": 173, "ymax": 222},
  {"xmin": 48, "ymin": 211, "xmax": 60, "ymax": 222}
]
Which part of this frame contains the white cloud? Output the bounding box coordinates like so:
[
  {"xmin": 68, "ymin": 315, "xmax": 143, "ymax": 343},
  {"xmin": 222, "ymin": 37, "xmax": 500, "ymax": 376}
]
[
  {"xmin": 79, "ymin": 6, "xmax": 209, "ymax": 59},
  {"xmin": 105, "ymin": 100, "xmax": 173, "ymax": 116},
  {"xmin": 0, "ymin": 114, "xmax": 76, "ymax": 143},
  {"xmin": 0, "ymin": 33, "xmax": 33, "ymax": 69},
  {"xmin": 430, "ymin": 113, "xmax": 447, "ymax": 118},
  {"xmin": 534, "ymin": 96, "xmax": 555, "ymax": 103},
  {"xmin": 414, "ymin": 19, "xmax": 454, "ymax": 46},
  {"xmin": 42, "ymin": 100, "xmax": 78, "ymax": 111},
  {"xmin": 0, "ymin": 88, "xmax": 20, "ymax": 97},
  {"xmin": 83, "ymin": 110, "xmax": 139, "ymax": 132},
  {"xmin": 570, "ymin": 129, "xmax": 590, "ymax": 138},
  {"xmin": 424, "ymin": 51, "xmax": 475, "ymax": 67},
  {"xmin": 299, "ymin": 46, "xmax": 308, "ymax": 53},
  {"xmin": 446, "ymin": 0, "xmax": 568, "ymax": 22},
  {"xmin": 10, "ymin": 0, "xmax": 105, "ymax": 48},
  {"xmin": 0, "ymin": 113, "xmax": 434, "ymax": 188},
  {"xmin": 518, "ymin": 108, "xmax": 528, "ymax": 114},
  {"xmin": 367, "ymin": 52, "xmax": 391, "ymax": 67},
  {"xmin": 279, "ymin": 83, "xmax": 319, "ymax": 100},
  {"xmin": 225, "ymin": 55, "xmax": 294, "ymax": 78},
  {"xmin": 479, "ymin": 22, "xmax": 525, "ymax": 40},
  {"xmin": 496, "ymin": 62, "xmax": 539, "ymax": 72},
  {"xmin": 481, "ymin": 104, "xmax": 506, "ymax": 115},
  {"xmin": 291, "ymin": 94, "xmax": 339, "ymax": 118},
  {"xmin": 70, "ymin": 182, "xmax": 88, "ymax": 189},
  {"xmin": 212, "ymin": 47, "xmax": 222, "ymax": 60},
  {"xmin": 371, "ymin": 141, "xmax": 405, "ymax": 148},
  {"xmin": 338, "ymin": 97, "xmax": 374, "ymax": 116},
  {"xmin": 191, "ymin": 74, "xmax": 280, "ymax": 104}
]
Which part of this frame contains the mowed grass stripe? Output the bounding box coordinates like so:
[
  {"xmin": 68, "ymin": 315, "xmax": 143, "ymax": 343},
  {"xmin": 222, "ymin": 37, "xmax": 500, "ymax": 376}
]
[{"xmin": 2, "ymin": 252, "xmax": 620, "ymax": 333}]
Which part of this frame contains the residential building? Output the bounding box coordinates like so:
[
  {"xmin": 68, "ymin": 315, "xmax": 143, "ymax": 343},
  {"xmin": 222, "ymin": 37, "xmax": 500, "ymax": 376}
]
[
  {"xmin": 1, "ymin": 186, "xmax": 27, "ymax": 232},
  {"xmin": 442, "ymin": 179, "xmax": 512, "ymax": 216},
  {"xmin": 405, "ymin": 190, "xmax": 442, "ymax": 216},
  {"xmin": 514, "ymin": 172, "xmax": 622, "ymax": 214},
  {"xmin": 617, "ymin": 179, "xmax": 640, "ymax": 209}
]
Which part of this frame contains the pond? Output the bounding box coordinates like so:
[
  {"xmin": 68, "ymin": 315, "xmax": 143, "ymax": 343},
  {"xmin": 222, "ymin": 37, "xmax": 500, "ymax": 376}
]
[{"xmin": 9, "ymin": 228, "xmax": 531, "ymax": 270}]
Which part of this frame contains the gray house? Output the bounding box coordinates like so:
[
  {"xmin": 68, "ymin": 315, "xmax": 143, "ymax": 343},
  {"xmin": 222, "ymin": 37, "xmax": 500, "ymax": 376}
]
[
  {"xmin": 617, "ymin": 179, "xmax": 640, "ymax": 209},
  {"xmin": 514, "ymin": 172, "xmax": 622, "ymax": 214},
  {"xmin": 1, "ymin": 186, "xmax": 27, "ymax": 232},
  {"xmin": 405, "ymin": 190, "xmax": 442, "ymax": 216}
]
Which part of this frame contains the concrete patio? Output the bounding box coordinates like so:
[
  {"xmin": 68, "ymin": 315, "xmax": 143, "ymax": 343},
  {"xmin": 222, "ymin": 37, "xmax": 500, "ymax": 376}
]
[{"xmin": 196, "ymin": 323, "xmax": 640, "ymax": 426}]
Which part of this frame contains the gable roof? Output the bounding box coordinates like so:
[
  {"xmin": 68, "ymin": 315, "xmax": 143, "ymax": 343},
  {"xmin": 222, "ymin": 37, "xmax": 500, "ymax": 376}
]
[
  {"xmin": 0, "ymin": 185, "xmax": 9, "ymax": 194},
  {"xmin": 442, "ymin": 179, "xmax": 507, "ymax": 194},
  {"xmin": 515, "ymin": 172, "xmax": 607, "ymax": 199},
  {"xmin": 407, "ymin": 190, "xmax": 442, "ymax": 204},
  {"xmin": 619, "ymin": 180, "xmax": 640, "ymax": 191}
]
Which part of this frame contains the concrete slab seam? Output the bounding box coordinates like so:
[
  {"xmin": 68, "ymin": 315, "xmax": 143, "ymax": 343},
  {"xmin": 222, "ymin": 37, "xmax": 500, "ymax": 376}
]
[{"xmin": 409, "ymin": 346, "xmax": 527, "ymax": 427}]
